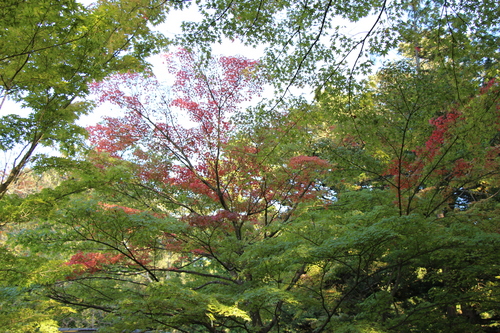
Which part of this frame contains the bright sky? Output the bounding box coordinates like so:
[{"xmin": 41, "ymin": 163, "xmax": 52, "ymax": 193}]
[
  {"xmin": 3, "ymin": 1, "xmax": 379, "ymax": 124},
  {"xmin": 77, "ymin": 2, "xmax": 270, "ymax": 127},
  {"xmin": 1, "ymin": 2, "xmax": 380, "ymax": 172},
  {"xmin": 78, "ymin": 1, "xmax": 381, "ymax": 126}
]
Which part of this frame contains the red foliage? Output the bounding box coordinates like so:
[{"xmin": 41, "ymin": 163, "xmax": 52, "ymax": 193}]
[
  {"xmin": 341, "ymin": 134, "xmax": 364, "ymax": 148},
  {"xmin": 126, "ymin": 246, "xmax": 152, "ymax": 266},
  {"xmin": 288, "ymin": 155, "xmax": 330, "ymax": 170},
  {"xmin": 163, "ymin": 236, "xmax": 184, "ymax": 252},
  {"xmin": 66, "ymin": 251, "xmax": 124, "ymax": 274},
  {"xmin": 452, "ymin": 158, "xmax": 474, "ymax": 178},
  {"xmin": 424, "ymin": 111, "xmax": 461, "ymax": 159},
  {"xmin": 386, "ymin": 158, "xmax": 424, "ymax": 190},
  {"xmin": 485, "ymin": 146, "xmax": 500, "ymax": 170},
  {"xmin": 87, "ymin": 49, "xmax": 328, "ymax": 257},
  {"xmin": 88, "ymin": 49, "xmax": 262, "ymax": 166},
  {"xmin": 385, "ymin": 109, "xmax": 465, "ymax": 191},
  {"xmin": 385, "ymin": 78, "xmax": 500, "ymax": 197},
  {"xmin": 383, "ymin": 111, "xmax": 470, "ymax": 199},
  {"xmin": 480, "ymin": 78, "xmax": 497, "ymax": 95},
  {"xmin": 183, "ymin": 210, "xmax": 240, "ymax": 229}
]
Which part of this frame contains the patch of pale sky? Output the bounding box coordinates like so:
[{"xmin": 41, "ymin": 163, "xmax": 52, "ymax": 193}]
[
  {"xmin": 79, "ymin": 3, "xmax": 273, "ymax": 128},
  {"xmin": 3, "ymin": 1, "xmax": 379, "ymax": 124},
  {"xmin": 81, "ymin": 3, "xmax": 382, "ymax": 126},
  {"xmin": 1, "ymin": 2, "xmax": 381, "ymax": 169}
]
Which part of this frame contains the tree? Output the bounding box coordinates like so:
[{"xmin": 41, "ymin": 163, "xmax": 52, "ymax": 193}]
[
  {"xmin": 0, "ymin": 1, "xmax": 176, "ymax": 330},
  {"xmin": 23, "ymin": 61, "xmax": 500, "ymax": 331},
  {"xmin": 178, "ymin": 0, "xmax": 499, "ymax": 97},
  {"xmin": 0, "ymin": 0, "xmax": 172, "ymax": 199},
  {"xmin": 305, "ymin": 40, "xmax": 500, "ymax": 330},
  {"xmin": 16, "ymin": 49, "xmax": 330, "ymax": 332}
]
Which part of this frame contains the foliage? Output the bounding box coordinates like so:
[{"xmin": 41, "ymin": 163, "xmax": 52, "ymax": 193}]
[
  {"xmin": 9, "ymin": 50, "xmax": 331, "ymax": 332},
  {"xmin": 2, "ymin": 0, "xmax": 500, "ymax": 332},
  {"xmin": 15, "ymin": 42, "xmax": 500, "ymax": 332},
  {"xmin": 179, "ymin": 0, "xmax": 500, "ymax": 92},
  {"xmin": 0, "ymin": 0, "xmax": 175, "ymax": 331},
  {"xmin": 0, "ymin": 0, "xmax": 173, "ymax": 198}
]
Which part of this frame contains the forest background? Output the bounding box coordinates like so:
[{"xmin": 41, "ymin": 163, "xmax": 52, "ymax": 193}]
[{"xmin": 1, "ymin": 0, "xmax": 499, "ymax": 332}]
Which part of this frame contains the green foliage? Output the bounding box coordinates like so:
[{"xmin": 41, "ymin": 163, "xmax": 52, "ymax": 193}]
[
  {"xmin": 1, "ymin": 0, "xmax": 500, "ymax": 331},
  {"xmin": 0, "ymin": 0, "xmax": 172, "ymax": 198},
  {"xmin": 0, "ymin": 1, "xmax": 177, "ymax": 331},
  {"xmin": 0, "ymin": 245, "xmax": 76, "ymax": 332},
  {"xmin": 180, "ymin": 0, "xmax": 499, "ymax": 92}
]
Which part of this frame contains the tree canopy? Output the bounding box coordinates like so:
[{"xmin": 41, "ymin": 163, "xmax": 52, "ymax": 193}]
[
  {"xmin": 0, "ymin": 0, "xmax": 171, "ymax": 198},
  {"xmin": 1, "ymin": 0, "xmax": 500, "ymax": 332}
]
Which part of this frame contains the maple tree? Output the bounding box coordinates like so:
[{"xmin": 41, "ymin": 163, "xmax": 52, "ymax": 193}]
[
  {"xmin": 178, "ymin": 0, "xmax": 499, "ymax": 94},
  {"xmin": 315, "ymin": 56, "xmax": 500, "ymax": 215},
  {"xmin": 305, "ymin": 45, "xmax": 500, "ymax": 329},
  {"xmin": 10, "ymin": 46, "xmax": 500, "ymax": 333},
  {"xmin": 19, "ymin": 50, "xmax": 331, "ymax": 332}
]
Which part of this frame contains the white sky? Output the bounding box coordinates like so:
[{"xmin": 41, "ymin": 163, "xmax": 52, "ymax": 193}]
[
  {"xmin": 78, "ymin": 3, "xmax": 381, "ymax": 125},
  {"xmin": 1, "ymin": 2, "xmax": 380, "ymax": 170},
  {"xmin": 3, "ymin": 2, "xmax": 379, "ymax": 124}
]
